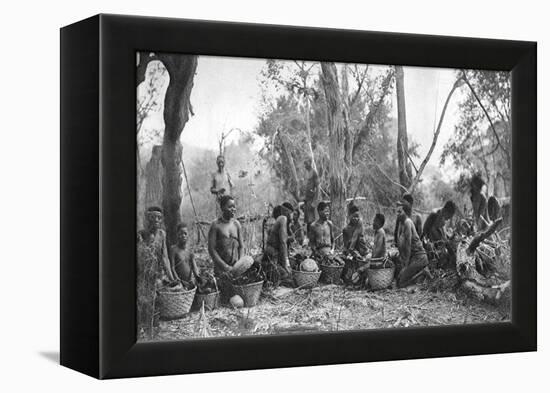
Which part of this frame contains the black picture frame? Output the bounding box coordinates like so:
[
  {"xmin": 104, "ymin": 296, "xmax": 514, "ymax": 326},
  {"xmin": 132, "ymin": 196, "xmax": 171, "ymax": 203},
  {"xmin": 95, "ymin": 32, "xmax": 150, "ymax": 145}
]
[{"xmin": 60, "ymin": 14, "xmax": 537, "ymax": 379}]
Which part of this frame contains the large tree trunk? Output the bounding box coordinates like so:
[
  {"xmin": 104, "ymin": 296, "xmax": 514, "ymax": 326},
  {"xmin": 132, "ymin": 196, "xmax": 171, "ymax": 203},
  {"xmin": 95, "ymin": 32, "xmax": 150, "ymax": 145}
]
[
  {"xmin": 144, "ymin": 145, "xmax": 164, "ymax": 208},
  {"xmin": 278, "ymin": 132, "xmax": 300, "ymax": 201},
  {"xmin": 159, "ymin": 55, "xmax": 198, "ymax": 244},
  {"xmin": 321, "ymin": 62, "xmax": 350, "ymax": 235},
  {"xmin": 395, "ymin": 66, "xmax": 412, "ymax": 189}
]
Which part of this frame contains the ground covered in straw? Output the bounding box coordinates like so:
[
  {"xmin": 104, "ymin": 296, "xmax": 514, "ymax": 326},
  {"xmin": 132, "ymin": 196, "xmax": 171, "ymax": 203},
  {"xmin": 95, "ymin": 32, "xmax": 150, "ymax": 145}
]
[{"xmin": 148, "ymin": 281, "xmax": 509, "ymax": 341}]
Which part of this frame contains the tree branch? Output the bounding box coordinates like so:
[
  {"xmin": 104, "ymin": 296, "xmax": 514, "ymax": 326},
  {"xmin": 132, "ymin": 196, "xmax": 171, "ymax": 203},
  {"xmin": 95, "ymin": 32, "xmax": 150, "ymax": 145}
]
[
  {"xmin": 408, "ymin": 77, "xmax": 462, "ymax": 192},
  {"xmin": 461, "ymin": 70, "xmax": 511, "ymax": 165}
]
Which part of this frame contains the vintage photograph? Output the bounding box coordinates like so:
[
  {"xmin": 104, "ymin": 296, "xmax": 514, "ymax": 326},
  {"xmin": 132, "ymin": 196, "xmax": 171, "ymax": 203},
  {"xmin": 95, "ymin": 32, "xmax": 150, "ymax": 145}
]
[{"xmin": 136, "ymin": 53, "xmax": 512, "ymax": 341}]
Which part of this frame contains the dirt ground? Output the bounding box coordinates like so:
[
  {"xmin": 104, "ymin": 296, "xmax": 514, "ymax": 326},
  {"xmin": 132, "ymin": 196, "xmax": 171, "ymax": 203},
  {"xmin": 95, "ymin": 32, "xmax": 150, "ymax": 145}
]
[{"xmin": 147, "ymin": 280, "xmax": 509, "ymax": 341}]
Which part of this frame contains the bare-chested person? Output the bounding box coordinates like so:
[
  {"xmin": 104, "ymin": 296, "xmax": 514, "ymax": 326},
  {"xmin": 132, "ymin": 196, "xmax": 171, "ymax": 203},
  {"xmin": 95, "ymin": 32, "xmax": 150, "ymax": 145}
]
[
  {"xmin": 207, "ymin": 195, "xmax": 243, "ymax": 299},
  {"xmin": 137, "ymin": 207, "xmax": 177, "ymax": 336},
  {"xmin": 308, "ymin": 201, "xmax": 334, "ymax": 258},
  {"xmin": 371, "ymin": 213, "xmax": 387, "ymax": 259},
  {"xmin": 170, "ymin": 223, "xmax": 200, "ymax": 288},
  {"xmin": 210, "ymin": 155, "xmax": 233, "ymax": 214},
  {"xmin": 303, "ymin": 158, "xmax": 320, "ymax": 231},
  {"xmin": 342, "ymin": 204, "xmax": 367, "ymax": 256},
  {"xmin": 470, "ymin": 172, "xmax": 488, "ymax": 230},
  {"xmin": 263, "ymin": 204, "xmax": 293, "ymax": 285},
  {"xmin": 394, "ymin": 193, "xmax": 422, "ymax": 244},
  {"xmin": 395, "ymin": 199, "xmax": 429, "ymax": 288}
]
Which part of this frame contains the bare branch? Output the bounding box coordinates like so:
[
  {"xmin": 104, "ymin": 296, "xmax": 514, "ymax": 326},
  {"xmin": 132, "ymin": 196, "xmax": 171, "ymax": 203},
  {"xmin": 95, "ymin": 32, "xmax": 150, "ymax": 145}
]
[
  {"xmin": 461, "ymin": 70, "xmax": 511, "ymax": 165},
  {"xmin": 408, "ymin": 77, "xmax": 462, "ymax": 192}
]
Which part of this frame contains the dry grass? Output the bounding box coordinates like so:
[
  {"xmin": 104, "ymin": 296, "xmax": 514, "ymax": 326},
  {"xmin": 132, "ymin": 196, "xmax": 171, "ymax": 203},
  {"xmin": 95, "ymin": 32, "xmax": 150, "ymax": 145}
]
[{"xmin": 143, "ymin": 280, "xmax": 509, "ymax": 341}]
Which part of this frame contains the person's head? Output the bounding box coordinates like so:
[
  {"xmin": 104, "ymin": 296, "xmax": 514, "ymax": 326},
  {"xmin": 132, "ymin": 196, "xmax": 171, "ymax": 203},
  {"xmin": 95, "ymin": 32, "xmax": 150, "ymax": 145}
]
[
  {"xmin": 348, "ymin": 204, "xmax": 360, "ymax": 225},
  {"xmin": 145, "ymin": 206, "xmax": 163, "ymax": 231},
  {"xmin": 219, "ymin": 195, "xmax": 236, "ymax": 219},
  {"xmin": 373, "ymin": 213, "xmax": 385, "ymax": 231},
  {"xmin": 442, "ymin": 200, "xmax": 456, "ymax": 220},
  {"xmin": 402, "ymin": 193, "xmax": 414, "ymax": 207},
  {"xmin": 304, "ymin": 158, "xmax": 312, "ymax": 170},
  {"xmin": 317, "ymin": 201, "xmax": 330, "ymax": 220},
  {"xmin": 176, "ymin": 223, "xmax": 188, "ymax": 246},
  {"xmin": 470, "ymin": 172, "xmax": 484, "ymax": 193},
  {"xmin": 216, "ymin": 155, "xmax": 225, "ymax": 170},
  {"xmin": 281, "ymin": 202, "xmax": 295, "ymax": 220},
  {"xmin": 397, "ymin": 199, "xmax": 412, "ymax": 218},
  {"xmin": 272, "ymin": 205, "xmax": 283, "ymax": 219}
]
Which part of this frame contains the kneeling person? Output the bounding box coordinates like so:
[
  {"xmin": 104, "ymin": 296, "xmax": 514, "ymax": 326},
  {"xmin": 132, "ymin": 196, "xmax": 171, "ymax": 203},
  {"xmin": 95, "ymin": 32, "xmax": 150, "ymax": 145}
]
[
  {"xmin": 396, "ymin": 199, "xmax": 429, "ymax": 288},
  {"xmin": 207, "ymin": 195, "xmax": 243, "ymax": 300}
]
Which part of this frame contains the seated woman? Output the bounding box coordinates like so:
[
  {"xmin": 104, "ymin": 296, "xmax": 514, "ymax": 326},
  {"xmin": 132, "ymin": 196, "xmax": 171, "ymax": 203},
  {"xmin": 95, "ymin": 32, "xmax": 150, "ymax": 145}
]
[
  {"xmin": 207, "ymin": 195, "xmax": 243, "ymax": 301},
  {"xmin": 263, "ymin": 204, "xmax": 293, "ymax": 286},
  {"xmin": 395, "ymin": 198, "xmax": 429, "ymax": 288}
]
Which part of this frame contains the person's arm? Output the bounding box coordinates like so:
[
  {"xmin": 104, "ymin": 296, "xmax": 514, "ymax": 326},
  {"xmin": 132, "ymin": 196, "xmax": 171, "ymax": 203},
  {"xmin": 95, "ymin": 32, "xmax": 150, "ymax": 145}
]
[
  {"xmin": 168, "ymin": 245, "xmax": 179, "ymax": 279},
  {"xmin": 308, "ymin": 223, "xmax": 317, "ymax": 251},
  {"xmin": 161, "ymin": 232, "xmax": 176, "ymax": 281},
  {"xmin": 394, "ymin": 218, "xmax": 399, "ymax": 245},
  {"xmin": 226, "ymin": 171, "xmax": 233, "ymax": 190},
  {"xmin": 372, "ymin": 230, "xmax": 385, "ymax": 258},
  {"xmin": 329, "ymin": 221, "xmax": 335, "ymax": 250},
  {"xmin": 207, "ymin": 224, "xmax": 232, "ymax": 272},
  {"xmin": 236, "ymin": 220, "xmax": 244, "ymax": 260},
  {"xmin": 210, "ymin": 173, "xmax": 218, "ymax": 194},
  {"xmin": 278, "ymin": 217, "xmax": 290, "ymax": 269},
  {"xmin": 400, "ymin": 221, "xmax": 412, "ymax": 265},
  {"xmin": 349, "ymin": 224, "xmax": 362, "ymax": 250},
  {"xmin": 414, "ymin": 215, "xmax": 423, "ymax": 239},
  {"xmin": 190, "ymin": 252, "xmax": 200, "ymax": 278}
]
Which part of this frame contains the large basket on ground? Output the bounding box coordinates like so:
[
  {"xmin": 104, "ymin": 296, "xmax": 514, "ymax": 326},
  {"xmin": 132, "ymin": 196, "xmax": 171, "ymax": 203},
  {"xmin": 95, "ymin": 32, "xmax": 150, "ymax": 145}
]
[
  {"xmin": 233, "ymin": 280, "xmax": 264, "ymax": 307},
  {"xmin": 157, "ymin": 286, "xmax": 196, "ymax": 320},
  {"xmin": 319, "ymin": 264, "xmax": 344, "ymax": 284},
  {"xmin": 367, "ymin": 267, "xmax": 395, "ymax": 290},
  {"xmin": 293, "ymin": 270, "xmax": 322, "ymax": 289},
  {"xmin": 192, "ymin": 291, "xmax": 220, "ymax": 311}
]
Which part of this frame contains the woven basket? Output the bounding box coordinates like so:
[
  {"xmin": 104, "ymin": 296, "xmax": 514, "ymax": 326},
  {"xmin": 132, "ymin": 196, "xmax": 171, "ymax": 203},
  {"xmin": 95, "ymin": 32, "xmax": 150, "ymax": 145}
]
[
  {"xmin": 367, "ymin": 267, "xmax": 395, "ymax": 290},
  {"xmin": 319, "ymin": 264, "xmax": 344, "ymax": 284},
  {"xmin": 293, "ymin": 270, "xmax": 322, "ymax": 289},
  {"xmin": 233, "ymin": 280, "xmax": 264, "ymax": 307},
  {"xmin": 192, "ymin": 291, "xmax": 220, "ymax": 311},
  {"xmin": 157, "ymin": 286, "xmax": 196, "ymax": 320}
]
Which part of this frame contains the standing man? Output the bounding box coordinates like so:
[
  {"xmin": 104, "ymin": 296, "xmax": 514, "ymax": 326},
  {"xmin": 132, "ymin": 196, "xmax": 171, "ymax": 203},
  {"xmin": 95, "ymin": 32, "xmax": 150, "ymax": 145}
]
[
  {"xmin": 210, "ymin": 155, "xmax": 233, "ymax": 215},
  {"xmin": 303, "ymin": 158, "xmax": 320, "ymax": 232}
]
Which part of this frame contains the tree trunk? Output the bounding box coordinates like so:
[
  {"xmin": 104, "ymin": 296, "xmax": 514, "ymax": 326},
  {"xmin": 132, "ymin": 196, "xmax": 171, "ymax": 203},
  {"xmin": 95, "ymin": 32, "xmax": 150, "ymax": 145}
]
[
  {"xmin": 278, "ymin": 132, "xmax": 300, "ymax": 201},
  {"xmin": 144, "ymin": 145, "xmax": 164, "ymax": 208},
  {"xmin": 321, "ymin": 62, "xmax": 349, "ymax": 235},
  {"xmin": 159, "ymin": 55, "xmax": 198, "ymax": 244},
  {"xmin": 395, "ymin": 66, "xmax": 412, "ymax": 189}
]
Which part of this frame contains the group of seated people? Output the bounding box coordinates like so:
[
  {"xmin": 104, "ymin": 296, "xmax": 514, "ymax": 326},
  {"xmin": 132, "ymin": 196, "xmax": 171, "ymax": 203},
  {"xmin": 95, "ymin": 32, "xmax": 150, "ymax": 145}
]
[
  {"xmin": 205, "ymin": 191, "xmax": 458, "ymax": 290},
  {"xmin": 137, "ymin": 192, "xmax": 460, "ymax": 307}
]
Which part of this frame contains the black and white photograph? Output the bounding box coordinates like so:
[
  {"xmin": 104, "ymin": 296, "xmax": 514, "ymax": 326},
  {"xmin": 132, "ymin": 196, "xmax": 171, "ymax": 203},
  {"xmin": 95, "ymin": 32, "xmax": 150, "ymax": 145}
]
[{"xmin": 136, "ymin": 53, "xmax": 512, "ymax": 341}]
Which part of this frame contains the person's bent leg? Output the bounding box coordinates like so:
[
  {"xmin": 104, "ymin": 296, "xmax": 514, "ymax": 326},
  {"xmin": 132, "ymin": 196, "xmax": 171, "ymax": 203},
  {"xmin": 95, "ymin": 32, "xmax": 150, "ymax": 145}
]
[{"xmin": 397, "ymin": 253, "xmax": 428, "ymax": 288}]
